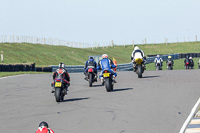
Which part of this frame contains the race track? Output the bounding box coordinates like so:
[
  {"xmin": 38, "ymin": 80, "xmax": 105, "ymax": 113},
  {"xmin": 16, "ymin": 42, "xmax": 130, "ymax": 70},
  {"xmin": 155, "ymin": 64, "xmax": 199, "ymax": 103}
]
[{"xmin": 0, "ymin": 70, "xmax": 200, "ymax": 133}]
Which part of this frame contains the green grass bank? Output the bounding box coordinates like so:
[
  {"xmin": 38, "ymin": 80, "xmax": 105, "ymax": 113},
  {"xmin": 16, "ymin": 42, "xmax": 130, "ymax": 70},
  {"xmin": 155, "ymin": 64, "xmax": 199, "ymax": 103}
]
[{"xmin": 0, "ymin": 42, "xmax": 200, "ymax": 70}]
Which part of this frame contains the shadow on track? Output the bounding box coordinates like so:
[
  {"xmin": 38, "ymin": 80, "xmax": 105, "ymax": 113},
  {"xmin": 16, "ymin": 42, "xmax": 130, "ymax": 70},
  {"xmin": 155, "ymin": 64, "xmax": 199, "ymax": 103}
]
[
  {"xmin": 142, "ymin": 76, "xmax": 160, "ymax": 78},
  {"xmin": 113, "ymin": 88, "xmax": 133, "ymax": 92},
  {"xmin": 92, "ymin": 84, "xmax": 104, "ymax": 87},
  {"xmin": 62, "ymin": 97, "xmax": 90, "ymax": 102}
]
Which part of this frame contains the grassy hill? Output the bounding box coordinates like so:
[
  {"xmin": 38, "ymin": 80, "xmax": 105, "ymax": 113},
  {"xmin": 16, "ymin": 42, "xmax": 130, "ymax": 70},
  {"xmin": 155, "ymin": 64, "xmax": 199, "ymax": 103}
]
[{"xmin": 0, "ymin": 42, "xmax": 200, "ymax": 70}]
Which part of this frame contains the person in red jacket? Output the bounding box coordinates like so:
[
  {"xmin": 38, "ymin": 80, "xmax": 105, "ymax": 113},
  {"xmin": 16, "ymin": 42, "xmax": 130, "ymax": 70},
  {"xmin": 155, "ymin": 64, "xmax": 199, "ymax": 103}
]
[{"xmin": 35, "ymin": 121, "xmax": 54, "ymax": 133}]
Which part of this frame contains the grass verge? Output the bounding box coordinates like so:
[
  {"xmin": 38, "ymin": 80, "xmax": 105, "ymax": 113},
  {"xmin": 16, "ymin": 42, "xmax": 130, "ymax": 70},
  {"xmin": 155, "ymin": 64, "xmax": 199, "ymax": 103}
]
[{"xmin": 0, "ymin": 72, "xmax": 50, "ymax": 78}]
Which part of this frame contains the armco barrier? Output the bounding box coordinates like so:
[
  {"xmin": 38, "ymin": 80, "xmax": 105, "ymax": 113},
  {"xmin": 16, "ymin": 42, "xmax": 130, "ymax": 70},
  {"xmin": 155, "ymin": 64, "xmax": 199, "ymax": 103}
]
[
  {"xmin": 51, "ymin": 63, "xmax": 134, "ymax": 73},
  {"xmin": 50, "ymin": 54, "xmax": 180, "ymax": 73},
  {"xmin": 0, "ymin": 63, "xmax": 36, "ymax": 72},
  {"xmin": 146, "ymin": 54, "xmax": 180, "ymax": 63}
]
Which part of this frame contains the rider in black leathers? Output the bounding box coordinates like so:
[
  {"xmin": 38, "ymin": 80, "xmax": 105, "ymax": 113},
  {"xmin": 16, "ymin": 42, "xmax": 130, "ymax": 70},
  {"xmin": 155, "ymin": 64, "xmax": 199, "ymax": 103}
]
[
  {"xmin": 52, "ymin": 63, "xmax": 70, "ymax": 93},
  {"xmin": 189, "ymin": 57, "xmax": 194, "ymax": 69},
  {"xmin": 84, "ymin": 57, "xmax": 97, "ymax": 80},
  {"xmin": 184, "ymin": 56, "xmax": 190, "ymax": 68}
]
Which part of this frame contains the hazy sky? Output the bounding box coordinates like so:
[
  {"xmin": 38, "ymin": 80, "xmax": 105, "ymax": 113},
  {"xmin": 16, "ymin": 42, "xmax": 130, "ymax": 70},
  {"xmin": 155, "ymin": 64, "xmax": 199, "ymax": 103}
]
[{"xmin": 0, "ymin": 0, "xmax": 200, "ymax": 45}]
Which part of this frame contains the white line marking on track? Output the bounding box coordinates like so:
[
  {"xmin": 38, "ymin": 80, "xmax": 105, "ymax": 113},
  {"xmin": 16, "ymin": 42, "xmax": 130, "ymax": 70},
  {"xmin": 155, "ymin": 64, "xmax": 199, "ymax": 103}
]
[
  {"xmin": 0, "ymin": 74, "xmax": 27, "ymax": 80},
  {"xmin": 179, "ymin": 97, "xmax": 200, "ymax": 133}
]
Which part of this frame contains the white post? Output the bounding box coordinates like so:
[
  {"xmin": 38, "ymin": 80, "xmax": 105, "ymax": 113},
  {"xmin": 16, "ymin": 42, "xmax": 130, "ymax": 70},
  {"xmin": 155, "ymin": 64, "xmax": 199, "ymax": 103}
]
[
  {"xmin": 111, "ymin": 40, "xmax": 114, "ymax": 47},
  {"xmin": 1, "ymin": 53, "xmax": 3, "ymax": 62},
  {"xmin": 145, "ymin": 38, "xmax": 147, "ymax": 44},
  {"xmin": 195, "ymin": 35, "xmax": 197, "ymax": 42},
  {"xmin": 165, "ymin": 38, "xmax": 168, "ymax": 45}
]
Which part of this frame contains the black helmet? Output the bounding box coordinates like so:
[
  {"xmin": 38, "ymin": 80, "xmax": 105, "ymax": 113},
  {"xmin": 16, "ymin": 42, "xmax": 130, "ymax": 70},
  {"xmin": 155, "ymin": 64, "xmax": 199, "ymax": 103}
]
[
  {"xmin": 58, "ymin": 63, "xmax": 65, "ymax": 69},
  {"xmin": 39, "ymin": 121, "xmax": 48, "ymax": 128},
  {"xmin": 89, "ymin": 56, "xmax": 94, "ymax": 60},
  {"xmin": 186, "ymin": 55, "xmax": 189, "ymax": 59}
]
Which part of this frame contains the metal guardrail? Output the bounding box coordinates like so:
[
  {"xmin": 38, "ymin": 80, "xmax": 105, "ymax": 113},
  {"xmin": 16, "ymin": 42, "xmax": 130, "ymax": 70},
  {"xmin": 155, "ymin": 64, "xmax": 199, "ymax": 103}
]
[
  {"xmin": 50, "ymin": 54, "xmax": 181, "ymax": 73},
  {"xmin": 146, "ymin": 53, "xmax": 180, "ymax": 63}
]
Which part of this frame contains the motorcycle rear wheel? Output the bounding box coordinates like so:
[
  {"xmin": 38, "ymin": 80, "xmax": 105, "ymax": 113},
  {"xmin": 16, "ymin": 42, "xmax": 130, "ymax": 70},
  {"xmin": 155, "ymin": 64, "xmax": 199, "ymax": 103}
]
[
  {"xmin": 105, "ymin": 78, "xmax": 113, "ymax": 92},
  {"xmin": 55, "ymin": 88, "xmax": 61, "ymax": 102},
  {"xmin": 137, "ymin": 65, "xmax": 142, "ymax": 78},
  {"xmin": 89, "ymin": 73, "xmax": 93, "ymax": 87}
]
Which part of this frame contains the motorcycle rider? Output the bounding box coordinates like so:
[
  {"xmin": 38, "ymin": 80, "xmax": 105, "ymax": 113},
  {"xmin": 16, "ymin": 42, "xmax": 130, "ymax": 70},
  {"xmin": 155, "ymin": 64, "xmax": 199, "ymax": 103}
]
[
  {"xmin": 84, "ymin": 56, "xmax": 97, "ymax": 81},
  {"xmin": 154, "ymin": 55, "xmax": 163, "ymax": 69},
  {"xmin": 35, "ymin": 121, "xmax": 54, "ymax": 133},
  {"xmin": 97, "ymin": 54, "xmax": 117, "ymax": 83},
  {"xmin": 198, "ymin": 59, "xmax": 200, "ymax": 68},
  {"xmin": 189, "ymin": 57, "xmax": 194, "ymax": 69},
  {"xmin": 131, "ymin": 46, "xmax": 146, "ymax": 72},
  {"xmin": 184, "ymin": 55, "xmax": 190, "ymax": 68},
  {"xmin": 166, "ymin": 55, "xmax": 174, "ymax": 68},
  {"xmin": 52, "ymin": 63, "xmax": 70, "ymax": 94}
]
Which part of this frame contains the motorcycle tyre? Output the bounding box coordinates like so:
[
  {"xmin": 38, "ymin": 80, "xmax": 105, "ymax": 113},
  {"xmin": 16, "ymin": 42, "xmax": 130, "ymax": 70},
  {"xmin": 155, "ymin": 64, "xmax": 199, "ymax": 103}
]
[
  {"xmin": 137, "ymin": 65, "xmax": 142, "ymax": 78},
  {"xmin": 105, "ymin": 78, "xmax": 112, "ymax": 92},
  {"xmin": 55, "ymin": 88, "xmax": 61, "ymax": 102},
  {"xmin": 89, "ymin": 73, "xmax": 93, "ymax": 87}
]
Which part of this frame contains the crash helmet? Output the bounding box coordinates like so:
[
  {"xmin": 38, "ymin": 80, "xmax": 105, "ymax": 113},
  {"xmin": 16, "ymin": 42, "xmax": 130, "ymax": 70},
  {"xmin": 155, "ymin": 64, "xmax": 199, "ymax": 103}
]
[
  {"xmin": 102, "ymin": 54, "xmax": 108, "ymax": 59},
  {"xmin": 39, "ymin": 121, "xmax": 48, "ymax": 128},
  {"xmin": 186, "ymin": 55, "xmax": 189, "ymax": 59},
  {"xmin": 134, "ymin": 46, "xmax": 139, "ymax": 51},
  {"xmin": 189, "ymin": 57, "xmax": 192, "ymax": 59},
  {"xmin": 168, "ymin": 56, "xmax": 171, "ymax": 59},
  {"xmin": 157, "ymin": 55, "xmax": 160, "ymax": 58},
  {"xmin": 89, "ymin": 56, "xmax": 94, "ymax": 61},
  {"xmin": 59, "ymin": 63, "xmax": 65, "ymax": 69}
]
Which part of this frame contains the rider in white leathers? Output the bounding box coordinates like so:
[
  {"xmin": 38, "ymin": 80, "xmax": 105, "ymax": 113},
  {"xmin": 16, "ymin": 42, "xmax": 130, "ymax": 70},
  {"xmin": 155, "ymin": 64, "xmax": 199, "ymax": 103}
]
[
  {"xmin": 154, "ymin": 55, "xmax": 163, "ymax": 69},
  {"xmin": 131, "ymin": 46, "xmax": 146, "ymax": 72}
]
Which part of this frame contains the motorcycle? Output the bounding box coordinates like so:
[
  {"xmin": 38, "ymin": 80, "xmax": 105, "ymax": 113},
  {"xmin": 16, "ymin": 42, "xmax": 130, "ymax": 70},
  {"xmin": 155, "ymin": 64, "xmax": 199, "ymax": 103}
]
[
  {"xmin": 52, "ymin": 76, "xmax": 68, "ymax": 102},
  {"xmin": 86, "ymin": 66, "xmax": 96, "ymax": 87},
  {"xmin": 167, "ymin": 61, "xmax": 173, "ymax": 70},
  {"xmin": 156, "ymin": 62, "xmax": 162, "ymax": 70},
  {"xmin": 102, "ymin": 69, "xmax": 114, "ymax": 92},
  {"xmin": 134, "ymin": 58, "xmax": 145, "ymax": 78}
]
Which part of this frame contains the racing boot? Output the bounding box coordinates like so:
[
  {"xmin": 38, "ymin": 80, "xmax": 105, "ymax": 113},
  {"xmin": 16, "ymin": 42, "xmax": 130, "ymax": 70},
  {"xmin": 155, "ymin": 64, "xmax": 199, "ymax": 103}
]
[
  {"xmin": 133, "ymin": 63, "xmax": 136, "ymax": 72},
  {"xmin": 51, "ymin": 88, "xmax": 55, "ymax": 93},
  {"xmin": 51, "ymin": 83, "xmax": 55, "ymax": 93},
  {"xmin": 100, "ymin": 76, "xmax": 104, "ymax": 85},
  {"xmin": 113, "ymin": 75, "xmax": 117, "ymax": 83},
  {"xmin": 64, "ymin": 86, "xmax": 68, "ymax": 94},
  {"xmin": 94, "ymin": 73, "xmax": 97, "ymax": 82}
]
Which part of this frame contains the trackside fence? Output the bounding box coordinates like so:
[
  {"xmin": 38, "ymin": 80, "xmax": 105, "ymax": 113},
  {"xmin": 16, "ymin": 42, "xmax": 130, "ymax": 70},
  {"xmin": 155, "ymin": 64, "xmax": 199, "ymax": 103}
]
[
  {"xmin": 0, "ymin": 53, "xmax": 198, "ymax": 72},
  {"xmin": 50, "ymin": 53, "xmax": 181, "ymax": 73}
]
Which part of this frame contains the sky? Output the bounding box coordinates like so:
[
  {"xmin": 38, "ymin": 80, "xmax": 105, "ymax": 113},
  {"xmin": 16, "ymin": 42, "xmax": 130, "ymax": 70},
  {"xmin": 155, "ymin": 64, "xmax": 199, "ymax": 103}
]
[{"xmin": 0, "ymin": 0, "xmax": 200, "ymax": 45}]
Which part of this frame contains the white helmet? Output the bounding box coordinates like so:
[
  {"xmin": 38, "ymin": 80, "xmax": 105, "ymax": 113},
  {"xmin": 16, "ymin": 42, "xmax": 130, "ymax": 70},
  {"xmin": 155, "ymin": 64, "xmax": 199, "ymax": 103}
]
[
  {"xmin": 102, "ymin": 54, "xmax": 108, "ymax": 59},
  {"xmin": 189, "ymin": 57, "xmax": 192, "ymax": 59},
  {"xmin": 157, "ymin": 55, "xmax": 160, "ymax": 58},
  {"xmin": 134, "ymin": 46, "xmax": 139, "ymax": 51}
]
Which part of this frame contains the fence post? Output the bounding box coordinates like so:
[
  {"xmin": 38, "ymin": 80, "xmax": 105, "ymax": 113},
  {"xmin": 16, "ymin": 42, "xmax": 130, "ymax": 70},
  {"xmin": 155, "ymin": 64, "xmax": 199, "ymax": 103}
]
[
  {"xmin": 196, "ymin": 35, "xmax": 197, "ymax": 42},
  {"xmin": 111, "ymin": 40, "xmax": 114, "ymax": 47},
  {"xmin": 165, "ymin": 38, "xmax": 168, "ymax": 45},
  {"xmin": 1, "ymin": 53, "xmax": 3, "ymax": 62}
]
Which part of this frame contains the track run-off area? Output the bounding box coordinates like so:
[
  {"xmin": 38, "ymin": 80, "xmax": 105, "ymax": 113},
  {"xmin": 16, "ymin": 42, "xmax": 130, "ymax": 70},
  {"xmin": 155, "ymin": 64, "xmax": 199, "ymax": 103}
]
[{"xmin": 0, "ymin": 70, "xmax": 200, "ymax": 133}]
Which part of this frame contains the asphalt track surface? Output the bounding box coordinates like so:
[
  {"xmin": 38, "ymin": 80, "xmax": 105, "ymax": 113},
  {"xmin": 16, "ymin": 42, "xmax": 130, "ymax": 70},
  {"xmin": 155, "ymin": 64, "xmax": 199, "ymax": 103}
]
[{"xmin": 0, "ymin": 70, "xmax": 200, "ymax": 133}]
